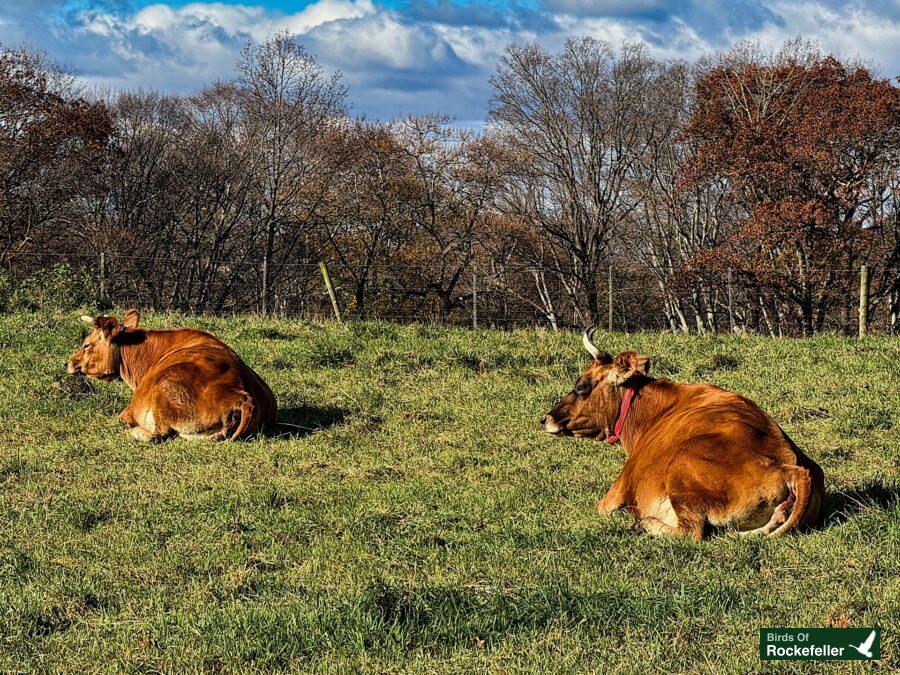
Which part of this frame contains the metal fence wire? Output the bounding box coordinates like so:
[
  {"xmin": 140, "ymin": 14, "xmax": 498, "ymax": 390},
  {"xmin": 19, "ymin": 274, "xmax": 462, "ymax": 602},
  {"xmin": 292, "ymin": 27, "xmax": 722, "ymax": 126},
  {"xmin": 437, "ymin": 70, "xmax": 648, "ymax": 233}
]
[{"xmin": 2, "ymin": 251, "xmax": 897, "ymax": 336}]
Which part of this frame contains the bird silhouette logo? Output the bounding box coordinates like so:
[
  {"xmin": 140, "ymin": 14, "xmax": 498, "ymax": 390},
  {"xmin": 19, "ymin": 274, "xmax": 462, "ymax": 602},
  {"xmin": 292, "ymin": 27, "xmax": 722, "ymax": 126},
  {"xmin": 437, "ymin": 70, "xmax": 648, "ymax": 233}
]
[{"xmin": 850, "ymin": 630, "xmax": 876, "ymax": 658}]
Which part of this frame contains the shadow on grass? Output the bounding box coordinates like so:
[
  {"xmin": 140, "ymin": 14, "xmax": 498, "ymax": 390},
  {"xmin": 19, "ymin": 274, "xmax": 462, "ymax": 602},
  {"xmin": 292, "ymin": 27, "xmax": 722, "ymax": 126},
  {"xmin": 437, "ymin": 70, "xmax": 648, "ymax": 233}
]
[
  {"xmin": 266, "ymin": 405, "xmax": 349, "ymax": 439},
  {"xmin": 821, "ymin": 480, "xmax": 900, "ymax": 528}
]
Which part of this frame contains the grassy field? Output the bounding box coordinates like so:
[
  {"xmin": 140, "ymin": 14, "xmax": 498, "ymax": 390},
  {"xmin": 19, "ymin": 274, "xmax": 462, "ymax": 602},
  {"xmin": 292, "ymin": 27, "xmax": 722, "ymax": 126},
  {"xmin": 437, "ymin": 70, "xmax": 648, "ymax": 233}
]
[{"xmin": 0, "ymin": 312, "xmax": 897, "ymax": 672}]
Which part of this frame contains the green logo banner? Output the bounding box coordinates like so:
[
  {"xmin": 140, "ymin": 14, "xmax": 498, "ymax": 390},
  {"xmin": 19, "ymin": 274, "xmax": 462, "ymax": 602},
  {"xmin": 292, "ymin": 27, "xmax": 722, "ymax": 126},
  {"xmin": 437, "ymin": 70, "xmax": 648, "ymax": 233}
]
[{"xmin": 760, "ymin": 628, "xmax": 880, "ymax": 660}]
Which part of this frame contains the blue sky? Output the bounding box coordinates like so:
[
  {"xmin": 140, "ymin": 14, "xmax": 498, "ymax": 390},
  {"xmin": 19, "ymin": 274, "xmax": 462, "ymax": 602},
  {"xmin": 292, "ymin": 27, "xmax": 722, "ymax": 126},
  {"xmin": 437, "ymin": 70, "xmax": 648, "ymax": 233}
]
[{"xmin": 3, "ymin": 1, "xmax": 900, "ymax": 124}]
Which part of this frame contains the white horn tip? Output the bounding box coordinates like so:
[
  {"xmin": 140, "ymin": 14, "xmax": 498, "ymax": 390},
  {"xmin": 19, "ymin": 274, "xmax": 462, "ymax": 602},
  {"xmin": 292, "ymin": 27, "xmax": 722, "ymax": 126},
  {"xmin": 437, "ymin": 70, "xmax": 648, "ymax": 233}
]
[{"xmin": 582, "ymin": 328, "xmax": 602, "ymax": 359}]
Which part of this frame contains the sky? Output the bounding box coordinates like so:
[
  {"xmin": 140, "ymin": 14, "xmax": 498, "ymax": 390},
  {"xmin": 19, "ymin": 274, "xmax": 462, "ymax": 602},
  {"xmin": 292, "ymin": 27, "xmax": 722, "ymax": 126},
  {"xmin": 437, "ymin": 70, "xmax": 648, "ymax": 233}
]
[{"xmin": 2, "ymin": 0, "xmax": 900, "ymax": 125}]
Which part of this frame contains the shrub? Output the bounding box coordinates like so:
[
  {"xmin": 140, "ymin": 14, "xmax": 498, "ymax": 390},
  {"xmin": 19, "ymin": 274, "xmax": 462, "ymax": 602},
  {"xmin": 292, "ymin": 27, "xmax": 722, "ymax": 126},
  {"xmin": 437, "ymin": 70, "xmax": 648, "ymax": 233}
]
[
  {"xmin": 10, "ymin": 264, "xmax": 96, "ymax": 312},
  {"xmin": 0, "ymin": 271, "xmax": 10, "ymax": 312}
]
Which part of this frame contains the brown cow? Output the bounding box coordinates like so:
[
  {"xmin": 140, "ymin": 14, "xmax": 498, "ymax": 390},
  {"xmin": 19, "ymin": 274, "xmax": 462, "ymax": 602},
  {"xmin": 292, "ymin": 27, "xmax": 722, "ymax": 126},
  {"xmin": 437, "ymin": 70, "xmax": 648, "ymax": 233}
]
[
  {"xmin": 66, "ymin": 310, "xmax": 277, "ymax": 441},
  {"xmin": 541, "ymin": 329, "xmax": 824, "ymax": 539}
]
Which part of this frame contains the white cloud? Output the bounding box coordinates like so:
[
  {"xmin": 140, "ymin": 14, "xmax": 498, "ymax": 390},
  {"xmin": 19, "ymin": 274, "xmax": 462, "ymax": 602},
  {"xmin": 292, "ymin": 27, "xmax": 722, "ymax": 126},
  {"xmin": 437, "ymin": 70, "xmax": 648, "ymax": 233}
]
[
  {"xmin": 751, "ymin": 1, "xmax": 900, "ymax": 76},
  {"xmin": 1, "ymin": 0, "xmax": 899, "ymax": 122},
  {"xmin": 33, "ymin": 0, "xmax": 387, "ymax": 94},
  {"xmin": 52, "ymin": 0, "xmax": 511, "ymax": 118},
  {"xmin": 283, "ymin": 0, "xmax": 376, "ymax": 34},
  {"xmin": 128, "ymin": 1, "xmax": 373, "ymax": 38},
  {"xmin": 308, "ymin": 12, "xmax": 454, "ymax": 71}
]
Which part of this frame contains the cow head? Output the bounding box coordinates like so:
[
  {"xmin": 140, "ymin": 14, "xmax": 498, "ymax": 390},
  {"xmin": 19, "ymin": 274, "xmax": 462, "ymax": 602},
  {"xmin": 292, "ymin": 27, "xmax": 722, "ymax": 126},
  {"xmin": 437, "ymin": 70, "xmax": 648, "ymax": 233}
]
[
  {"xmin": 66, "ymin": 309, "xmax": 141, "ymax": 381},
  {"xmin": 541, "ymin": 327, "xmax": 650, "ymax": 438}
]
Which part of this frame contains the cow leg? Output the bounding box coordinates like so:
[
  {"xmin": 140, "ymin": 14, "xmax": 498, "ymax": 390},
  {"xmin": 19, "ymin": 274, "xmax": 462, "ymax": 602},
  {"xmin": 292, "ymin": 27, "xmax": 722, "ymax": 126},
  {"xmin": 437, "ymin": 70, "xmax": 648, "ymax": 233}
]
[
  {"xmin": 668, "ymin": 495, "xmax": 706, "ymax": 541},
  {"xmin": 121, "ymin": 386, "xmax": 164, "ymax": 440},
  {"xmin": 634, "ymin": 493, "xmax": 705, "ymax": 540},
  {"xmin": 597, "ymin": 476, "xmax": 627, "ymax": 515},
  {"xmin": 150, "ymin": 371, "xmax": 218, "ymax": 440},
  {"xmin": 203, "ymin": 386, "xmax": 256, "ymax": 442},
  {"xmin": 118, "ymin": 404, "xmax": 137, "ymax": 427},
  {"xmin": 128, "ymin": 425, "xmax": 157, "ymax": 442},
  {"xmin": 652, "ymin": 460, "xmax": 716, "ymax": 540},
  {"xmin": 126, "ymin": 405, "xmax": 173, "ymax": 443}
]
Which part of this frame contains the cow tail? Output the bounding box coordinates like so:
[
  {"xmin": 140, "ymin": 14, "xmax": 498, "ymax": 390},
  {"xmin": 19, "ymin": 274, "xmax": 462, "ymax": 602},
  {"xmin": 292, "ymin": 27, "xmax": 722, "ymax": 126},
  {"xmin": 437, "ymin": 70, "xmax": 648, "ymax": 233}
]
[
  {"xmin": 770, "ymin": 466, "xmax": 812, "ymax": 537},
  {"xmin": 227, "ymin": 394, "xmax": 256, "ymax": 441}
]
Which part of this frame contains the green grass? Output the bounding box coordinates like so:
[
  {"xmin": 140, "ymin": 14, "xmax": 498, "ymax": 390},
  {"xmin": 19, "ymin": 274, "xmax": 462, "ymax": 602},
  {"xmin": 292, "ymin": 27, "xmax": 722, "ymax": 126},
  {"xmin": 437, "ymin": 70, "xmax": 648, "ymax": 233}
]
[{"xmin": 0, "ymin": 312, "xmax": 897, "ymax": 672}]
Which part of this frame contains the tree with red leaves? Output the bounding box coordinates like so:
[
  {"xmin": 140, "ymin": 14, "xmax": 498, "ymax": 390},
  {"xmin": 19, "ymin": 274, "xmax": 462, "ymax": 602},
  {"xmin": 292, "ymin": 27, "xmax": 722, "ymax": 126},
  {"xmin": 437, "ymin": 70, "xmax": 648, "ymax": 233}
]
[
  {"xmin": 0, "ymin": 47, "xmax": 113, "ymax": 263},
  {"xmin": 682, "ymin": 41, "xmax": 900, "ymax": 335}
]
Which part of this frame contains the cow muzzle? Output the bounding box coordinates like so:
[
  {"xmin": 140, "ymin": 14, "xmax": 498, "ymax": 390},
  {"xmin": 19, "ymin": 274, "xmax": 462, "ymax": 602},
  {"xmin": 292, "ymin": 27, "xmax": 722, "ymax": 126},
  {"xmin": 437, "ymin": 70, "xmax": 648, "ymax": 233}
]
[{"xmin": 541, "ymin": 414, "xmax": 568, "ymax": 435}]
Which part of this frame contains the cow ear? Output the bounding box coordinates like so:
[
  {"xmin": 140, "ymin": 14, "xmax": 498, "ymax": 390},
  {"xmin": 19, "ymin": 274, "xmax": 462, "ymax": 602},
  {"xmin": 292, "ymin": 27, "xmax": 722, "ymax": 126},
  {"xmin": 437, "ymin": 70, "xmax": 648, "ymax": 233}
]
[
  {"xmin": 122, "ymin": 309, "xmax": 141, "ymax": 329},
  {"xmin": 613, "ymin": 350, "xmax": 651, "ymax": 384},
  {"xmin": 96, "ymin": 316, "xmax": 124, "ymax": 341}
]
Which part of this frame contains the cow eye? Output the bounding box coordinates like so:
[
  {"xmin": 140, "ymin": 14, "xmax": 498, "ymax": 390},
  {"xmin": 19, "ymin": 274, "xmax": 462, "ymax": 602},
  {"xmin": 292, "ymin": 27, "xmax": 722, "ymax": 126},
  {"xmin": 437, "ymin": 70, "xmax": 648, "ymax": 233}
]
[{"xmin": 575, "ymin": 380, "xmax": 592, "ymax": 396}]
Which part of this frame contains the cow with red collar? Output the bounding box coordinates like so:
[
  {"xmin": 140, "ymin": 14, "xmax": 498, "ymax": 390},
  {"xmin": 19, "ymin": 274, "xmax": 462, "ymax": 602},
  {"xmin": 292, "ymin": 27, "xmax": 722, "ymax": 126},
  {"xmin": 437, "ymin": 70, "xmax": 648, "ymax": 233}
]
[
  {"xmin": 67, "ymin": 310, "xmax": 277, "ymax": 441},
  {"xmin": 541, "ymin": 328, "xmax": 824, "ymax": 539}
]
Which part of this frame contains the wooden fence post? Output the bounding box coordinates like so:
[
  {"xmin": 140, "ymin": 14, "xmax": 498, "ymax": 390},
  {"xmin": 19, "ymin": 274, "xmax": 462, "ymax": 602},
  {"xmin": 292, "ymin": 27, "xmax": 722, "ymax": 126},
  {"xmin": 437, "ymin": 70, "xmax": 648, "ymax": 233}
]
[
  {"xmin": 319, "ymin": 261, "xmax": 343, "ymax": 324},
  {"xmin": 472, "ymin": 259, "xmax": 478, "ymax": 330},
  {"xmin": 727, "ymin": 268, "xmax": 734, "ymax": 334},
  {"xmin": 260, "ymin": 258, "xmax": 269, "ymax": 316},
  {"xmin": 859, "ymin": 264, "xmax": 870, "ymax": 338},
  {"xmin": 607, "ymin": 265, "xmax": 614, "ymax": 332},
  {"xmin": 99, "ymin": 252, "xmax": 107, "ymax": 305}
]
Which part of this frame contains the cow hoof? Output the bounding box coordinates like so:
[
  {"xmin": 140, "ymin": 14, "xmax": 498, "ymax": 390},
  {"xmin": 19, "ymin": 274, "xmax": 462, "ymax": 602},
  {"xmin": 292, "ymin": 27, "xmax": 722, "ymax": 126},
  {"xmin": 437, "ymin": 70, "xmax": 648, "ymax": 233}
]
[
  {"xmin": 597, "ymin": 499, "xmax": 620, "ymax": 516},
  {"xmin": 128, "ymin": 427, "xmax": 157, "ymax": 442}
]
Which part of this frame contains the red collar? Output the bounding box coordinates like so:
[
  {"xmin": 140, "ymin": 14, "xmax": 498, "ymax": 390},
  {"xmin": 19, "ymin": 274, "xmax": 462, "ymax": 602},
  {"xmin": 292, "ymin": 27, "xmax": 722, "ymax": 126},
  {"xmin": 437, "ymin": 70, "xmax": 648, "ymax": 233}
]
[{"xmin": 606, "ymin": 385, "xmax": 637, "ymax": 445}]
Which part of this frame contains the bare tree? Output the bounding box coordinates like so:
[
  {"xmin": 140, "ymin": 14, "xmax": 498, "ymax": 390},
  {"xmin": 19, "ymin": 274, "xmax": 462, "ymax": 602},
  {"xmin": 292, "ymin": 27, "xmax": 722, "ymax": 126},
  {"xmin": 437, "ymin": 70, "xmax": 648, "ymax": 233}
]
[
  {"xmin": 237, "ymin": 33, "xmax": 348, "ymax": 311},
  {"xmin": 490, "ymin": 38, "xmax": 669, "ymax": 324},
  {"xmin": 322, "ymin": 120, "xmax": 414, "ymax": 316},
  {"xmin": 394, "ymin": 116, "xmax": 502, "ymax": 321},
  {"xmin": 624, "ymin": 62, "xmax": 738, "ymax": 333},
  {"xmin": 1, "ymin": 39, "xmax": 897, "ymax": 334}
]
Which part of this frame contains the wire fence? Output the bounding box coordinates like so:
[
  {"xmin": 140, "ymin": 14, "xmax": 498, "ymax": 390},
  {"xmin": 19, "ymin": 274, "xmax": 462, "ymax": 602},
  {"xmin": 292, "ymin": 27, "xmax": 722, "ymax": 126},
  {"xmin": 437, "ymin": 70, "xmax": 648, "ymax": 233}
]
[{"xmin": 3, "ymin": 250, "xmax": 898, "ymax": 336}]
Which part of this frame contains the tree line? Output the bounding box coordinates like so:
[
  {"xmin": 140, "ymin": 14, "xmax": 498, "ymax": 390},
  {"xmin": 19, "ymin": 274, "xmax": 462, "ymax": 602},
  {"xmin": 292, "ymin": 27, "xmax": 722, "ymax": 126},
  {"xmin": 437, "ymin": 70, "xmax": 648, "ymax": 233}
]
[{"xmin": 1, "ymin": 35, "xmax": 898, "ymax": 334}]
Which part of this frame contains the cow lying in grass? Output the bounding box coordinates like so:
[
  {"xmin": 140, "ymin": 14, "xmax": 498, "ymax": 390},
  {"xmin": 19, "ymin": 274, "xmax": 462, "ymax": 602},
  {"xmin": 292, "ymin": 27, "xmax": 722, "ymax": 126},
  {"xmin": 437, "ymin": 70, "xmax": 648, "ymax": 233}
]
[
  {"xmin": 541, "ymin": 329, "xmax": 824, "ymax": 539},
  {"xmin": 67, "ymin": 310, "xmax": 277, "ymax": 441}
]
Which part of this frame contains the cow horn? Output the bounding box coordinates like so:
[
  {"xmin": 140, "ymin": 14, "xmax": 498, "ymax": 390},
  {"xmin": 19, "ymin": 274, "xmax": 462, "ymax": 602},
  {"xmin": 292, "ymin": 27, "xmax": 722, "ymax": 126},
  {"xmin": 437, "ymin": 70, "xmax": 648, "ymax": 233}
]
[
  {"xmin": 80, "ymin": 315, "xmax": 94, "ymax": 325},
  {"xmin": 582, "ymin": 326, "xmax": 605, "ymax": 360}
]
